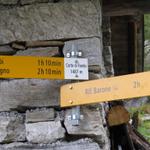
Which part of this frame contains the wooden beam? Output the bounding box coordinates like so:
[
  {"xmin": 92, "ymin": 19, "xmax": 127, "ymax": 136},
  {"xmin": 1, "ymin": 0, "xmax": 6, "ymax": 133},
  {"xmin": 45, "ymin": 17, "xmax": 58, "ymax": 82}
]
[
  {"xmin": 103, "ymin": 8, "xmax": 140, "ymax": 17},
  {"xmin": 128, "ymin": 21, "xmax": 138, "ymax": 73},
  {"xmin": 25, "ymin": 41, "xmax": 64, "ymax": 48},
  {"xmin": 103, "ymin": 0, "xmax": 150, "ymax": 16},
  {"xmin": 128, "ymin": 125, "xmax": 150, "ymax": 149}
]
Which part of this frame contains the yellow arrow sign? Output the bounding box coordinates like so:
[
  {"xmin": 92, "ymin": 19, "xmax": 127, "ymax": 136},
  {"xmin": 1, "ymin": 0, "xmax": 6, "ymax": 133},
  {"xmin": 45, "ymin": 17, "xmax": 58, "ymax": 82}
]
[
  {"xmin": 61, "ymin": 71, "xmax": 150, "ymax": 107},
  {"xmin": 0, "ymin": 56, "xmax": 88, "ymax": 80}
]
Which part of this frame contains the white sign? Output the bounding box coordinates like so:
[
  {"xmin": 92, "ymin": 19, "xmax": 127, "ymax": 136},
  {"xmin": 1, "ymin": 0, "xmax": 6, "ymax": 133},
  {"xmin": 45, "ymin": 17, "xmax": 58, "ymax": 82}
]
[{"xmin": 64, "ymin": 58, "xmax": 88, "ymax": 80}]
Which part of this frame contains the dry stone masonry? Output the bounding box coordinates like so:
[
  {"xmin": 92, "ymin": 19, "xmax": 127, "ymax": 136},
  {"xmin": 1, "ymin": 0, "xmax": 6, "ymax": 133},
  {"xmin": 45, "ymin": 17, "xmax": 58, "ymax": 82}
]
[
  {"xmin": 102, "ymin": 16, "xmax": 114, "ymax": 77},
  {"xmin": 0, "ymin": 1, "xmax": 100, "ymax": 44},
  {"xmin": 26, "ymin": 120, "xmax": 65, "ymax": 144},
  {"xmin": 26, "ymin": 108, "xmax": 55, "ymax": 123},
  {"xmin": 0, "ymin": 0, "xmax": 18, "ymax": 5},
  {"xmin": 0, "ymin": 112, "xmax": 25, "ymax": 143},
  {"xmin": 0, "ymin": 139, "xmax": 101, "ymax": 150},
  {"xmin": 0, "ymin": 0, "xmax": 113, "ymax": 149},
  {"xmin": 63, "ymin": 37, "xmax": 106, "ymax": 75}
]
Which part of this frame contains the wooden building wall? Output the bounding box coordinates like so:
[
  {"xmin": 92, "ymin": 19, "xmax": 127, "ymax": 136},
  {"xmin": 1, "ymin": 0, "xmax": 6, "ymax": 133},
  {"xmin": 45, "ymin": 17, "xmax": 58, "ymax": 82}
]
[
  {"xmin": 103, "ymin": 0, "xmax": 147, "ymax": 76},
  {"xmin": 111, "ymin": 16, "xmax": 129, "ymax": 75},
  {"xmin": 110, "ymin": 15, "xmax": 144, "ymax": 75}
]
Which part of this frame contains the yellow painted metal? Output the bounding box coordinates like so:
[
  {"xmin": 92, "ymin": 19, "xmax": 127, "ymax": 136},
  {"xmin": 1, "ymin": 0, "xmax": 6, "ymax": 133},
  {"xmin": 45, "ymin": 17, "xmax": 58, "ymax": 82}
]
[
  {"xmin": 61, "ymin": 71, "xmax": 150, "ymax": 107},
  {"xmin": 0, "ymin": 56, "xmax": 64, "ymax": 79}
]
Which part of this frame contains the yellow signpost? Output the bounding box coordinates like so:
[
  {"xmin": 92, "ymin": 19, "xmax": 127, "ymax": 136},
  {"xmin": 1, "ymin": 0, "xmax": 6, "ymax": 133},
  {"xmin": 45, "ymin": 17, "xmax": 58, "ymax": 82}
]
[
  {"xmin": 61, "ymin": 71, "xmax": 150, "ymax": 107},
  {"xmin": 0, "ymin": 56, "xmax": 88, "ymax": 80},
  {"xmin": 0, "ymin": 56, "xmax": 64, "ymax": 79},
  {"xmin": 1, "ymin": 56, "xmax": 150, "ymax": 107}
]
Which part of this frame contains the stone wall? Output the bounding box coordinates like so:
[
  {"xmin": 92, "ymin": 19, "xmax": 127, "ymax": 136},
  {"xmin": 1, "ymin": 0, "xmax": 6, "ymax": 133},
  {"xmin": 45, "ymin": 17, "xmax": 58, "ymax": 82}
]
[
  {"xmin": 102, "ymin": 16, "xmax": 114, "ymax": 77},
  {"xmin": 0, "ymin": 0, "xmax": 113, "ymax": 149},
  {"xmin": 0, "ymin": 1, "xmax": 100, "ymax": 44}
]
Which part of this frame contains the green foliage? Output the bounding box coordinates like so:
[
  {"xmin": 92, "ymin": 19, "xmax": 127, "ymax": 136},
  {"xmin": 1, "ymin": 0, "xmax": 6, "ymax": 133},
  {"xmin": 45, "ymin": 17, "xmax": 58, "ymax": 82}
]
[
  {"xmin": 138, "ymin": 121, "xmax": 150, "ymax": 143},
  {"xmin": 144, "ymin": 14, "xmax": 150, "ymax": 40},
  {"xmin": 129, "ymin": 104, "xmax": 150, "ymax": 143},
  {"xmin": 128, "ymin": 104, "xmax": 150, "ymax": 115}
]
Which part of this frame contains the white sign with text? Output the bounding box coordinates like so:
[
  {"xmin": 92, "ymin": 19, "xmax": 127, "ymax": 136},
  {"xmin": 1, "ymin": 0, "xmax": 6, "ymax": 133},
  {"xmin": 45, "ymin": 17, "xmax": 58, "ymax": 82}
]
[{"xmin": 64, "ymin": 58, "xmax": 88, "ymax": 80}]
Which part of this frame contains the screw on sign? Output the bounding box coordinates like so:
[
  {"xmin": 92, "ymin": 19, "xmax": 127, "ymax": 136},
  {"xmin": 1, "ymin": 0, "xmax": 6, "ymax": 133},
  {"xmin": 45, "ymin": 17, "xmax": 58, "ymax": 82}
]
[{"xmin": 65, "ymin": 45, "xmax": 88, "ymax": 126}]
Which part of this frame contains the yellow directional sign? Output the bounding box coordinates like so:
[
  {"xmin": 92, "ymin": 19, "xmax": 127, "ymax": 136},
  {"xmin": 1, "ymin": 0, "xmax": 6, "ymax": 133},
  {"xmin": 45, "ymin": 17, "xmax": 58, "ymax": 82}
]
[
  {"xmin": 0, "ymin": 56, "xmax": 88, "ymax": 80},
  {"xmin": 0, "ymin": 56, "xmax": 64, "ymax": 79},
  {"xmin": 61, "ymin": 71, "xmax": 150, "ymax": 107}
]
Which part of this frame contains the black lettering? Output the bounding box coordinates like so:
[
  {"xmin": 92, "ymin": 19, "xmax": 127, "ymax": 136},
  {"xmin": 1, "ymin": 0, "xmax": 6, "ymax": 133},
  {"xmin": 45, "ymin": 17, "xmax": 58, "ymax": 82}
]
[
  {"xmin": 93, "ymin": 87, "xmax": 111, "ymax": 94},
  {"xmin": 37, "ymin": 68, "xmax": 61, "ymax": 75},
  {"xmin": 85, "ymin": 88, "xmax": 93, "ymax": 94},
  {"xmin": 133, "ymin": 81, "xmax": 140, "ymax": 88},
  {"xmin": 52, "ymin": 69, "xmax": 61, "ymax": 75},
  {"xmin": 0, "ymin": 69, "xmax": 10, "ymax": 75},
  {"xmin": 37, "ymin": 68, "xmax": 44, "ymax": 75},
  {"xmin": 46, "ymin": 60, "xmax": 61, "ymax": 66}
]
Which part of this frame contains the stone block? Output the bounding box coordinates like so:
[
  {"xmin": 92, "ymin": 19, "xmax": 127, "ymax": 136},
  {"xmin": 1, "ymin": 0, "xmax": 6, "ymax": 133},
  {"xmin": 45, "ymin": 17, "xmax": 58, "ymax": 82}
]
[
  {"xmin": 0, "ymin": 45, "xmax": 16, "ymax": 55},
  {"xmin": 20, "ymin": 0, "xmax": 49, "ymax": 5},
  {"xmin": 89, "ymin": 72, "xmax": 103, "ymax": 80},
  {"xmin": 26, "ymin": 120, "xmax": 65, "ymax": 144},
  {"xmin": 103, "ymin": 46, "xmax": 114, "ymax": 76},
  {"xmin": 105, "ymin": 65, "xmax": 114, "ymax": 77},
  {"xmin": 0, "ymin": 0, "xmax": 18, "ymax": 5},
  {"xmin": 0, "ymin": 79, "xmax": 69, "ymax": 111},
  {"xmin": 64, "ymin": 105, "xmax": 110, "ymax": 149},
  {"xmin": 26, "ymin": 108, "xmax": 55, "ymax": 123},
  {"xmin": 11, "ymin": 42, "xmax": 26, "ymax": 50},
  {"xmin": 103, "ymin": 31, "xmax": 111, "ymax": 46},
  {"xmin": 0, "ymin": 139, "xmax": 101, "ymax": 150},
  {"xmin": 15, "ymin": 47, "xmax": 59, "ymax": 56},
  {"xmin": 61, "ymin": 0, "xmax": 102, "ymax": 21},
  {"xmin": 102, "ymin": 16, "xmax": 111, "ymax": 32},
  {"xmin": 0, "ymin": 112, "xmax": 25, "ymax": 143},
  {"xmin": 0, "ymin": 2, "xmax": 100, "ymax": 44},
  {"xmin": 63, "ymin": 38, "xmax": 105, "ymax": 74},
  {"xmin": 89, "ymin": 65, "xmax": 102, "ymax": 73}
]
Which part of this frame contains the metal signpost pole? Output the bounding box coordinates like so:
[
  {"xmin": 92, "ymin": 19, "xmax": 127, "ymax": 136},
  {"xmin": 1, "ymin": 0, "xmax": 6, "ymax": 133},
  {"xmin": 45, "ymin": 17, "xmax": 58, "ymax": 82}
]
[{"xmin": 66, "ymin": 45, "xmax": 82, "ymax": 126}]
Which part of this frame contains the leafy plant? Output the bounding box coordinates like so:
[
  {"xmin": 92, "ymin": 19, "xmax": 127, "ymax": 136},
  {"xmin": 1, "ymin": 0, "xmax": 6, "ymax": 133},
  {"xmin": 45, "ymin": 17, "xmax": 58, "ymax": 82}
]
[{"xmin": 129, "ymin": 104, "xmax": 150, "ymax": 143}]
